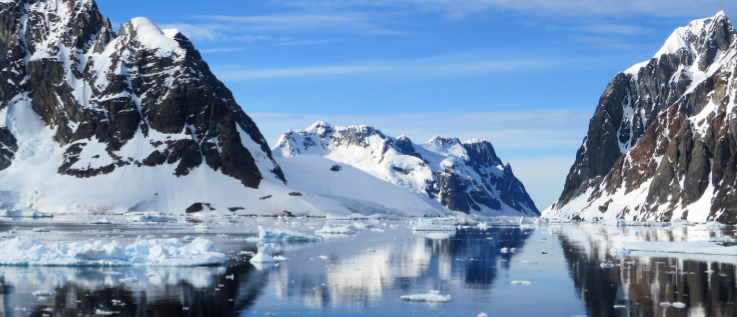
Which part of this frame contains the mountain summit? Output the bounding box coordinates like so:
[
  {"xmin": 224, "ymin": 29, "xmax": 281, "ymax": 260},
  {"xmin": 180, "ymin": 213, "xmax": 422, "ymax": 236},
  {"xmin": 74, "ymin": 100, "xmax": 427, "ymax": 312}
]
[
  {"xmin": 544, "ymin": 12, "xmax": 737, "ymax": 224},
  {"xmin": 274, "ymin": 122, "xmax": 539, "ymax": 217},
  {"xmin": 0, "ymin": 0, "xmax": 350, "ymax": 215}
]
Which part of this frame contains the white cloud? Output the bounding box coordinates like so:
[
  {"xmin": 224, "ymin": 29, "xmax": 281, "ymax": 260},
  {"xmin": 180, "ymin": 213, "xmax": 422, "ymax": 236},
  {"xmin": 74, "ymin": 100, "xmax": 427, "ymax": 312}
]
[
  {"xmin": 250, "ymin": 110, "xmax": 590, "ymax": 210},
  {"xmin": 282, "ymin": 0, "xmax": 735, "ymax": 18},
  {"xmin": 213, "ymin": 58, "xmax": 561, "ymax": 80},
  {"xmin": 190, "ymin": 13, "xmax": 387, "ymax": 32}
]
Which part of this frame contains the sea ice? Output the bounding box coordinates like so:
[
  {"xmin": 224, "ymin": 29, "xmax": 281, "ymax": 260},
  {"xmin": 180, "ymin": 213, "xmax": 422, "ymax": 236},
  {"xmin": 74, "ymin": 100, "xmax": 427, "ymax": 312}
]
[
  {"xmin": 249, "ymin": 244, "xmax": 288, "ymax": 263},
  {"xmin": 0, "ymin": 208, "xmax": 52, "ymax": 218},
  {"xmin": 32, "ymin": 291, "xmax": 57, "ymax": 296},
  {"xmin": 90, "ymin": 219, "xmax": 112, "ymax": 225},
  {"xmin": 672, "ymin": 302, "xmax": 686, "ymax": 308},
  {"xmin": 0, "ymin": 237, "xmax": 225, "ymax": 266},
  {"xmin": 400, "ymin": 290, "xmax": 452, "ymax": 303},
  {"xmin": 246, "ymin": 226, "xmax": 323, "ymax": 243},
  {"xmin": 33, "ymin": 227, "xmax": 50, "ymax": 233},
  {"xmin": 315, "ymin": 225, "xmax": 357, "ymax": 234},
  {"xmin": 126, "ymin": 212, "xmax": 176, "ymax": 223},
  {"xmin": 425, "ymin": 232, "xmax": 451, "ymax": 240},
  {"xmin": 622, "ymin": 241, "xmax": 737, "ymax": 256},
  {"xmin": 510, "ymin": 281, "xmax": 532, "ymax": 285}
]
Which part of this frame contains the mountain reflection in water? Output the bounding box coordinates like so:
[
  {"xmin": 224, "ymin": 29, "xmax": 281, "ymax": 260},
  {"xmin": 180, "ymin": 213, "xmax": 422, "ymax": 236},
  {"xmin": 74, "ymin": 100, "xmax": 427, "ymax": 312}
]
[{"xmin": 0, "ymin": 219, "xmax": 735, "ymax": 316}]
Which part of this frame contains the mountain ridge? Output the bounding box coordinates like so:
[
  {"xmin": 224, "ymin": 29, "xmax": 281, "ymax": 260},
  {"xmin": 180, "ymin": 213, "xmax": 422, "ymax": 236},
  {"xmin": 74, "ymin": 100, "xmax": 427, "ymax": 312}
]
[{"xmin": 545, "ymin": 11, "xmax": 737, "ymax": 224}]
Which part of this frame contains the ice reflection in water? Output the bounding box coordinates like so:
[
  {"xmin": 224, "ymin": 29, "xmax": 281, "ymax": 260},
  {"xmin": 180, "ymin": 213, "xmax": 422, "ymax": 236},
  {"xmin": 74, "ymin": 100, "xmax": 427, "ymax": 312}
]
[
  {"xmin": 0, "ymin": 217, "xmax": 734, "ymax": 316},
  {"xmin": 555, "ymin": 223, "xmax": 737, "ymax": 317}
]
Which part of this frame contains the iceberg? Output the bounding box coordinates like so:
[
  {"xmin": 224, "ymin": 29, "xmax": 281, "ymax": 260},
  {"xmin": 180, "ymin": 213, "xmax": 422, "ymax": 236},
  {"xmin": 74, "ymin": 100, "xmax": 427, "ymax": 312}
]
[
  {"xmin": 126, "ymin": 212, "xmax": 176, "ymax": 223},
  {"xmin": 510, "ymin": 280, "xmax": 532, "ymax": 285},
  {"xmin": 249, "ymin": 244, "xmax": 288, "ymax": 263},
  {"xmin": 315, "ymin": 226, "xmax": 357, "ymax": 234},
  {"xmin": 0, "ymin": 237, "xmax": 225, "ymax": 266},
  {"xmin": 426, "ymin": 232, "xmax": 451, "ymax": 240},
  {"xmin": 246, "ymin": 226, "xmax": 323, "ymax": 243},
  {"xmin": 0, "ymin": 208, "xmax": 52, "ymax": 218},
  {"xmin": 400, "ymin": 290, "xmax": 452, "ymax": 303}
]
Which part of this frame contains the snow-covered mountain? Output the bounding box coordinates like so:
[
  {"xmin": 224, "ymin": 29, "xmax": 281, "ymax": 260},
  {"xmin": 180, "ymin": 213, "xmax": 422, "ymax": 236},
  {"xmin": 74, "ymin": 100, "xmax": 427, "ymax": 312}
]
[
  {"xmin": 544, "ymin": 12, "xmax": 737, "ymax": 224},
  {"xmin": 274, "ymin": 122, "xmax": 539, "ymax": 217},
  {"xmin": 0, "ymin": 0, "xmax": 354, "ymax": 216}
]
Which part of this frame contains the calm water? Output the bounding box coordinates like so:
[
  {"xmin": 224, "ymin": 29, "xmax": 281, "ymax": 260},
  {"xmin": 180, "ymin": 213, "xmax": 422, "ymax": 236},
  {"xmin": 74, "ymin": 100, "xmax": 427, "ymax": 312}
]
[{"xmin": 0, "ymin": 216, "xmax": 735, "ymax": 317}]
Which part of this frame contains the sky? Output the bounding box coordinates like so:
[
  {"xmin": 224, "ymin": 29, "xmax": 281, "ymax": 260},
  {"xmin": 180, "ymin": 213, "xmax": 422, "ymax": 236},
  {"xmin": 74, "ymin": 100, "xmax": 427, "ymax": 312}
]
[{"xmin": 96, "ymin": 0, "xmax": 737, "ymax": 210}]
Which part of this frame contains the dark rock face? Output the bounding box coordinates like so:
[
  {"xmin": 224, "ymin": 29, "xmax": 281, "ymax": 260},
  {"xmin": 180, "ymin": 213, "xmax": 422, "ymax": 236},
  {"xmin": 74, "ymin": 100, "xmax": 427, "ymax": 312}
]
[
  {"xmin": 0, "ymin": 0, "xmax": 284, "ymax": 188},
  {"xmin": 551, "ymin": 12, "xmax": 737, "ymax": 224},
  {"xmin": 275, "ymin": 122, "xmax": 539, "ymax": 216}
]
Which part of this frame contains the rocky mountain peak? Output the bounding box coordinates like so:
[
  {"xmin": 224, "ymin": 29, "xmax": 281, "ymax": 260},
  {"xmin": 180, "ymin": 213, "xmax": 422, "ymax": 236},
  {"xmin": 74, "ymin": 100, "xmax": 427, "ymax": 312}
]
[
  {"xmin": 652, "ymin": 11, "xmax": 736, "ymax": 71},
  {"xmin": 275, "ymin": 122, "xmax": 539, "ymax": 217},
  {"xmin": 0, "ymin": 0, "xmax": 289, "ymax": 214},
  {"xmin": 547, "ymin": 12, "xmax": 737, "ymax": 224}
]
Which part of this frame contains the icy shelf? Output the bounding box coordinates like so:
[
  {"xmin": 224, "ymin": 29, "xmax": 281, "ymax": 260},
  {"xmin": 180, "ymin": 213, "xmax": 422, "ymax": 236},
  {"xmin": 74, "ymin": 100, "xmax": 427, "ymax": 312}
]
[{"xmin": 0, "ymin": 237, "xmax": 226, "ymax": 267}]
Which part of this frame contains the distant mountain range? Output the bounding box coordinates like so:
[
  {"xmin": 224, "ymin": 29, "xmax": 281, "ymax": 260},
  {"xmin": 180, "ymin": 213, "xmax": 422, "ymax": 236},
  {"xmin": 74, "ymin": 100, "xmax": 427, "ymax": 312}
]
[
  {"xmin": 544, "ymin": 11, "xmax": 737, "ymax": 224},
  {"xmin": 0, "ymin": 0, "xmax": 538, "ymax": 217}
]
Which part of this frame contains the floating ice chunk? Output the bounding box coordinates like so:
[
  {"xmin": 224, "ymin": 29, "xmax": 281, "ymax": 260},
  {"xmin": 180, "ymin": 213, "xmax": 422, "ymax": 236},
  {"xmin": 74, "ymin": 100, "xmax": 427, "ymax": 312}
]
[
  {"xmin": 95, "ymin": 309, "xmax": 114, "ymax": 315},
  {"xmin": 32, "ymin": 291, "xmax": 57, "ymax": 296},
  {"xmin": 0, "ymin": 237, "xmax": 225, "ymax": 266},
  {"xmin": 318, "ymin": 255, "xmax": 329, "ymax": 260},
  {"xmin": 600, "ymin": 261, "xmax": 616, "ymax": 268},
  {"xmin": 315, "ymin": 226, "xmax": 357, "ymax": 234},
  {"xmin": 33, "ymin": 227, "xmax": 50, "ymax": 233},
  {"xmin": 90, "ymin": 219, "xmax": 112, "ymax": 225},
  {"xmin": 367, "ymin": 248, "xmax": 376, "ymax": 253},
  {"xmin": 660, "ymin": 302, "xmax": 672, "ymax": 307},
  {"xmin": 181, "ymin": 236, "xmax": 195, "ymax": 242},
  {"xmin": 672, "ymin": 302, "xmax": 686, "ymax": 308},
  {"xmin": 247, "ymin": 226, "xmax": 323, "ymax": 243},
  {"xmin": 426, "ymin": 232, "xmax": 451, "ymax": 240},
  {"xmin": 249, "ymin": 244, "xmax": 288, "ymax": 263},
  {"xmin": 705, "ymin": 221, "xmax": 727, "ymax": 228},
  {"xmin": 603, "ymin": 219, "xmax": 627, "ymax": 227},
  {"xmin": 510, "ymin": 281, "xmax": 532, "ymax": 285},
  {"xmin": 411, "ymin": 224, "xmax": 456, "ymax": 231},
  {"xmin": 119, "ymin": 277, "xmax": 138, "ymax": 283},
  {"xmin": 478, "ymin": 313, "xmax": 488, "ymax": 317},
  {"xmin": 609, "ymin": 247, "xmax": 631, "ymax": 257},
  {"xmin": 500, "ymin": 247, "xmax": 509, "ymax": 254},
  {"xmin": 0, "ymin": 208, "xmax": 53, "ymax": 218},
  {"xmin": 126, "ymin": 212, "xmax": 176, "ymax": 223},
  {"xmin": 400, "ymin": 290, "xmax": 452, "ymax": 303},
  {"xmin": 622, "ymin": 241, "xmax": 737, "ymax": 256},
  {"xmin": 476, "ymin": 222, "xmax": 490, "ymax": 230}
]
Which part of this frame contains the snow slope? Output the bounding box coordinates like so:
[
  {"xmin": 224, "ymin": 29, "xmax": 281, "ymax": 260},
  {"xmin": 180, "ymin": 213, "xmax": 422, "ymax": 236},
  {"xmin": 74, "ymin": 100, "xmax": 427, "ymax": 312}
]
[
  {"xmin": 546, "ymin": 12, "xmax": 737, "ymax": 224},
  {"xmin": 0, "ymin": 0, "xmax": 351, "ymax": 217},
  {"xmin": 274, "ymin": 122, "xmax": 539, "ymax": 217}
]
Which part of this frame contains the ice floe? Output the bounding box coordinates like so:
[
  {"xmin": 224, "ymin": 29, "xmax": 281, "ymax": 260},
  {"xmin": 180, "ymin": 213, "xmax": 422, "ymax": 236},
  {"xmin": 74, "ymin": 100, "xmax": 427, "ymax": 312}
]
[
  {"xmin": 126, "ymin": 212, "xmax": 176, "ymax": 223},
  {"xmin": 0, "ymin": 237, "xmax": 225, "ymax": 266},
  {"xmin": 246, "ymin": 226, "xmax": 323, "ymax": 243},
  {"xmin": 400, "ymin": 290, "xmax": 452, "ymax": 303},
  {"xmin": 0, "ymin": 208, "xmax": 52, "ymax": 218},
  {"xmin": 510, "ymin": 280, "xmax": 532, "ymax": 285},
  {"xmin": 620, "ymin": 241, "xmax": 737, "ymax": 256},
  {"xmin": 315, "ymin": 225, "xmax": 357, "ymax": 234},
  {"xmin": 249, "ymin": 244, "xmax": 288, "ymax": 263}
]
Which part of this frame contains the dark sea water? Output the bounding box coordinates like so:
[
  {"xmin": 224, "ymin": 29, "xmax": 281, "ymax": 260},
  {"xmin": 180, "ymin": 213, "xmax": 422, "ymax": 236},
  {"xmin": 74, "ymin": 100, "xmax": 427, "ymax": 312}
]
[{"xmin": 0, "ymin": 216, "xmax": 735, "ymax": 317}]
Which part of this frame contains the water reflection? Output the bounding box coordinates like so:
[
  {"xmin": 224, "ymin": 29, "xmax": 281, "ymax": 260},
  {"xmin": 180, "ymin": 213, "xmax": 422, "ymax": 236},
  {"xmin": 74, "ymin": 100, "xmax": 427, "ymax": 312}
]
[{"xmin": 555, "ymin": 224, "xmax": 737, "ymax": 317}]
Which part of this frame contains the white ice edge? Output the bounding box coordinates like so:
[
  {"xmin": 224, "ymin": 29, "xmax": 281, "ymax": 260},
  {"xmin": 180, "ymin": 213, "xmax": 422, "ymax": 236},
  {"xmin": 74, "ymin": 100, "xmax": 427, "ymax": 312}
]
[{"xmin": 0, "ymin": 237, "xmax": 226, "ymax": 267}]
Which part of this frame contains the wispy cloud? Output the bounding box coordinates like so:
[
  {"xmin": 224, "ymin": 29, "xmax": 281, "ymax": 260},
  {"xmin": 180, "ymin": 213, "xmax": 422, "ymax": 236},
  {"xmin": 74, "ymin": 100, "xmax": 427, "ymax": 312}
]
[
  {"xmin": 198, "ymin": 48, "xmax": 245, "ymax": 53},
  {"xmin": 213, "ymin": 58, "xmax": 562, "ymax": 80},
  {"xmin": 279, "ymin": 0, "xmax": 736, "ymax": 19},
  {"xmin": 189, "ymin": 13, "xmax": 397, "ymax": 33}
]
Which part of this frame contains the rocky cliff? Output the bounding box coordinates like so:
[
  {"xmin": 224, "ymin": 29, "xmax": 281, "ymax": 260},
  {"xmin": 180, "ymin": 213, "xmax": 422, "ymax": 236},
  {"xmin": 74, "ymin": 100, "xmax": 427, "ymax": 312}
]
[
  {"xmin": 545, "ymin": 12, "xmax": 737, "ymax": 224},
  {"xmin": 0, "ymin": 0, "xmax": 351, "ymax": 215}
]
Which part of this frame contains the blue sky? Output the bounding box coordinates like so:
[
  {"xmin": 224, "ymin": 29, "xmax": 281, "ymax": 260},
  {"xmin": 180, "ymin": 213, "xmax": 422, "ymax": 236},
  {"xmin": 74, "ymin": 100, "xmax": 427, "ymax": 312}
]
[{"xmin": 97, "ymin": 0, "xmax": 737, "ymax": 210}]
